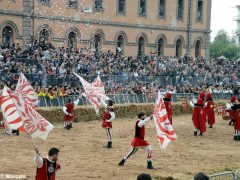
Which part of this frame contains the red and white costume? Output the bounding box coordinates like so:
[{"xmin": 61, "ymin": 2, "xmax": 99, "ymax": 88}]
[
  {"xmin": 205, "ymin": 93, "xmax": 215, "ymax": 127},
  {"xmin": 163, "ymin": 92, "xmax": 172, "ymax": 125},
  {"xmin": 35, "ymin": 153, "xmax": 60, "ymax": 180},
  {"xmin": 101, "ymin": 99, "xmax": 115, "ymax": 147},
  {"xmin": 62, "ymin": 99, "xmax": 79, "ymax": 128},
  {"xmin": 120, "ymin": 116, "xmax": 153, "ymax": 164},
  {"xmin": 226, "ymin": 96, "xmax": 237, "ymax": 126}
]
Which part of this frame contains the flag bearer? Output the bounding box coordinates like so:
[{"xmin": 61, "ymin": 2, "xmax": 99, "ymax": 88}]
[
  {"xmin": 118, "ymin": 112, "xmax": 154, "ymax": 169},
  {"xmin": 101, "ymin": 99, "xmax": 115, "ymax": 148}
]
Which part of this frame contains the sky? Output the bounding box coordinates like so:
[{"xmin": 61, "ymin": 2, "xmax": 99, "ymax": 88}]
[{"xmin": 211, "ymin": 0, "xmax": 240, "ymax": 40}]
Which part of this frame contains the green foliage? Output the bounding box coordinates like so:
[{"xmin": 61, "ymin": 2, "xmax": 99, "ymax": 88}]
[{"xmin": 210, "ymin": 29, "xmax": 240, "ymax": 59}]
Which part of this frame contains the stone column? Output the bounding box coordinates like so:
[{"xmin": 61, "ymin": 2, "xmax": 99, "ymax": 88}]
[
  {"xmin": 22, "ymin": 0, "xmax": 33, "ymax": 45},
  {"xmin": 205, "ymin": 0, "xmax": 212, "ymax": 57},
  {"xmin": 186, "ymin": 0, "xmax": 193, "ymax": 56}
]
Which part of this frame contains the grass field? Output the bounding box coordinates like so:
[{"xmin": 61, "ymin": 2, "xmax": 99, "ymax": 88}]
[{"xmin": 0, "ymin": 114, "xmax": 239, "ymax": 180}]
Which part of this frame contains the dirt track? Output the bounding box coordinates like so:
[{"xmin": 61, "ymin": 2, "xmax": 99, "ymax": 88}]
[{"xmin": 0, "ymin": 114, "xmax": 240, "ymax": 180}]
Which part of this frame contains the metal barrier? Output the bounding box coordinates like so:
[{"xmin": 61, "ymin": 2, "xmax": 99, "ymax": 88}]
[
  {"xmin": 37, "ymin": 93, "xmax": 233, "ymax": 107},
  {"xmin": 0, "ymin": 72, "xmax": 239, "ymax": 87},
  {"xmin": 209, "ymin": 171, "xmax": 237, "ymax": 180}
]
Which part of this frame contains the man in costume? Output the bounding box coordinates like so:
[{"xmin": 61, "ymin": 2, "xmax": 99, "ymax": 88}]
[
  {"xmin": 101, "ymin": 99, "xmax": 115, "ymax": 148},
  {"xmin": 35, "ymin": 147, "xmax": 61, "ymax": 180},
  {"xmin": 163, "ymin": 92, "xmax": 173, "ymax": 124},
  {"xmin": 62, "ymin": 98, "xmax": 80, "ymax": 130},
  {"xmin": 205, "ymin": 93, "xmax": 215, "ymax": 128},
  {"xmin": 192, "ymin": 98, "xmax": 206, "ymax": 136},
  {"xmin": 231, "ymin": 101, "xmax": 240, "ymax": 140},
  {"xmin": 226, "ymin": 96, "xmax": 237, "ymax": 126},
  {"xmin": 118, "ymin": 112, "xmax": 154, "ymax": 169}
]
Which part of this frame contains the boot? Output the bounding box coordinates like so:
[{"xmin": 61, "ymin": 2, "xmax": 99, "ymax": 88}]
[
  {"xmin": 66, "ymin": 124, "xmax": 71, "ymax": 130},
  {"xmin": 107, "ymin": 141, "xmax": 112, "ymax": 148},
  {"xmin": 12, "ymin": 130, "xmax": 19, "ymax": 136},
  {"xmin": 104, "ymin": 141, "xmax": 112, "ymax": 148},
  {"xmin": 118, "ymin": 159, "xmax": 125, "ymax": 166},
  {"xmin": 233, "ymin": 135, "xmax": 237, "ymax": 141},
  {"xmin": 194, "ymin": 131, "xmax": 197, "ymax": 136},
  {"xmin": 69, "ymin": 123, "xmax": 72, "ymax": 129},
  {"xmin": 147, "ymin": 161, "xmax": 154, "ymax": 169},
  {"xmin": 209, "ymin": 125, "xmax": 213, "ymax": 128},
  {"xmin": 237, "ymin": 135, "xmax": 240, "ymax": 141},
  {"xmin": 199, "ymin": 132, "xmax": 203, "ymax": 136}
]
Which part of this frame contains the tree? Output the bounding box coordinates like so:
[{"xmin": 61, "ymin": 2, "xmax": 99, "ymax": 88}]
[{"xmin": 210, "ymin": 29, "xmax": 240, "ymax": 59}]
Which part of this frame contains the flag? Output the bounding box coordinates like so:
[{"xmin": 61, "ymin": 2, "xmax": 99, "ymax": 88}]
[
  {"xmin": 0, "ymin": 87, "xmax": 25, "ymax": 131},
  {"xmin": 92, "ymin": 74, "xmax": 105, "ymax": 93},
  {"xmin": 15, "ymin": 73, "xmax": 38, "ymax": 107},
  {"xmin": 153, "ymin": 91, "xmax": 177, "ymax": 149},
  {"xmin": 74, "ymin": 73, "xmax": 109, "ymax": 114},
  {"xmin": 0, "ymin": 86, "xmax": 53, "ymax": 140}
]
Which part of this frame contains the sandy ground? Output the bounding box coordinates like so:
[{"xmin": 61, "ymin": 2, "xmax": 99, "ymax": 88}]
[{"xmin": 0, "ymin": 114, "xmax": 240, "ymax": 180}]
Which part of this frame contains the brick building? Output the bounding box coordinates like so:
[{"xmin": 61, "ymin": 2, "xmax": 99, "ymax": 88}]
[{"xmin": 0, "ymin": 0, "xmax": 211, "ymax": 57}]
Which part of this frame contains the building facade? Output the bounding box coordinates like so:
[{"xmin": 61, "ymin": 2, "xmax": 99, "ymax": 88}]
[{"xmin": 0, "ymin": 0, "xmax": 212, "ymax": 57}]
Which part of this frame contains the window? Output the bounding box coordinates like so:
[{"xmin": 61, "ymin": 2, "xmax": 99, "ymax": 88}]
[
  {"xmin": 68, "ymin": 0, "xmax": 78, "ymax": 7},
  {"xmin": 118, "ymin": 0, "xmax": 125, "ymax": 14},
  {"xmin": 138, "ymin": 37, "xmax": 145, "ymax": 57},
  {"xmin": 94, "ymin": 34, "xmax": 102, "ymax": 52},
  {"xmin": 94, "ymin": 0, "xmax": 103, "ymax": 12},
  {"xmin": 159, "ymin": 0, "xmax": 165, "ymax": 18},
  {"xmin": 39, "ymin": 0, "xmax": 50, "ymax": 4},
  {"xmin": 176, "ymin": 39, "xmax": 182, "ymax": 57},
  {"xmin": 68, "ymin": 31, "xmax": 77, "ymax": 48},
  {"xmin": 157, "ymin": 38, "xmax": 164, "ymax": 56},
  {"xmin": 116, "ymin": 35, "xmax": 124, "ymax": 54},
  {"xmin": 195, "ymin": 40, "xmax": 201, "ymax": 58},
  {"xmin": 139, "ymin": 0, "xmax": 146, "ymax": 16},
  {"xmin": 2, "ymin": 26, "xmax": 13, "ymax": 45},
  {"xmin": 177, "ymin": 0, "xmax": 184, "ymax": 20},
  {"xmin": 197, "ymin": 0, "xmax": 203, "ymax": 21},
  {"xmin": 39, "ymin": 29, "xmax": 50, "ymax": 46}
]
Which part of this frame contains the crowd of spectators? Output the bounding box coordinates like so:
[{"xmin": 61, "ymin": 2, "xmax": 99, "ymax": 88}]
[{"xmin": 0, "ymin": 41, "xmax": 239, "ymax": 99}]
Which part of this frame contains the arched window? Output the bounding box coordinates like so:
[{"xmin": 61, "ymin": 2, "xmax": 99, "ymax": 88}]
[
  {"xmin": 176, "ymin": 39, "xmax": 182, "ymax": 57},
  {"xmin": 195, "ymin": 40, "xmax": 201, "ymax": 58},
  {"xmin": 94, "ymin": 33, "xmax": 102, "ymax": 52},
  {"xmin": 157, "ymin": 38, "xmax": 164, "ymax": 56},
  {"xmin": 39, "ymin": 29, "xmax": 50, "ymax": 46},
  {"xmin": 116, "ymin": 35, "xmax": 124, "ymax": 55},
  {"xmin": 2, "ymin": 26, "xmax": 13, "ymax": 45},
  {"xmin": 68, "ymin": 31, "xmax": 77, "ymax": 48},
  {"xmin": 138, "ymin": 37, "xmax": 145, "ymax": 57}
]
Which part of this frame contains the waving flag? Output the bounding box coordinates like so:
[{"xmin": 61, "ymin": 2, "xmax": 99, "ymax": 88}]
[
  {"xmin": 74, "ymin": 73, "xmax": 109, "ymax": 114},
  {"xmin": 15, "ymin": 73, "xmax": 38, "ymax": 107},
  {"xmin": 0, "ymin": 86, "xmax": 53, "ymax": 140},
  {"xmin": 0, "ymin": 87, "xmax": 25, "ymax": 131},
  {"xmin": 153, "ymin": 91, "xmax": 177, "ymax": 149}
]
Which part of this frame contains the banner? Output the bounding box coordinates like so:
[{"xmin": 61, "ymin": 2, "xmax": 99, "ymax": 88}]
[
  {"xmin": 0, "ymin": 86, "xmax": 53, "ymax": 140},
  {"xmin": 15, "ymin": 73, "xmax": 38, "ymax": 108},
  {"xmin": 74, "ymin": 73, "xmax": 109, "ymax": 114},
  {"xmin": 153, "ymin": 91, "xmax": 177, "ymax": 149}
]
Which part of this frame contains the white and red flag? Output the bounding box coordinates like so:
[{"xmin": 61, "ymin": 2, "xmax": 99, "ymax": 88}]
[
  {"xmin": 0, "ymin": 86, "xmax": 53, "ymax": 140},
  {"xmin": 153, "ymin": 91, "xmax": 177, "ymax": 149},
  {"xmin": 73, "ymin": 73, "xmax": 109, "ymax": 114},
  {"xmin": 0, "ymin": 87, "xmax": 25, "ymax": 131},
  {"xmin": 15, "ymin": 73, "xmax": 38, "ymax": 108}
]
